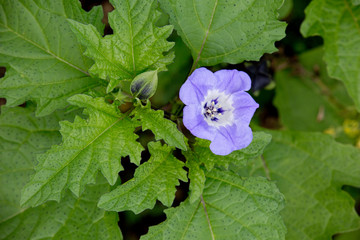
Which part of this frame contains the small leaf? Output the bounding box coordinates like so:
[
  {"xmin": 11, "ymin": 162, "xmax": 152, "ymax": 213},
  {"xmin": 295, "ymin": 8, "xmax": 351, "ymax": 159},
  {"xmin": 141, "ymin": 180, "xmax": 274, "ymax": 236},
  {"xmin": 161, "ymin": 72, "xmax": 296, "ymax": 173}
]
[
  {"xmin": 247, "ymin": 131, "xmax": 360, "ymax": 239},
  {"xmin": 142, "ymin": 169, "xmax": 286, "ymax": 240},
  {"xmin": 159, "ymin": 0, "xmax": 286, "ymax": 67},
  {"xmin": 301, "ymin": 0, "xmax": 360, "ymax": 111},
  {"xmin": 98, "ymin": 142, "xmax": 188, "ymax": 214},
  {"xmin": 184, "ymin": 151, "xmax": 206, "ymax": 203},
  {"xmin": 0, "ymin": 106, "xmax": 121, "ymax": 240},
  {"xmin": 21, "ymin": 94, "xmax": 143, "ymax": 207},
  {"xmin": 133, "ymin": 101, "xmax": 187, "ymax": 150},
  {"xmin": 192, "ymin": 131, "xmax": 272, "ymax": 171},
  {"xmin": 0, "ymin": 0, "xmax": 104, "ymax": 116},
  {"xmin": 68, "ymin": 0, "xmax": 174, "ymax": 92}
]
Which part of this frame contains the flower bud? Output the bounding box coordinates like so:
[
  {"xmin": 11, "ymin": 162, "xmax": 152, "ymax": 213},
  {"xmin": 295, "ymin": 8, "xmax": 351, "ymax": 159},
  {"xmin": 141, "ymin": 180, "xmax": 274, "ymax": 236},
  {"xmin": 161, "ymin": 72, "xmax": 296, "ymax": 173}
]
[{"xmin": 130, "ymin": 70, "xmax": 158, "ymax": 100}]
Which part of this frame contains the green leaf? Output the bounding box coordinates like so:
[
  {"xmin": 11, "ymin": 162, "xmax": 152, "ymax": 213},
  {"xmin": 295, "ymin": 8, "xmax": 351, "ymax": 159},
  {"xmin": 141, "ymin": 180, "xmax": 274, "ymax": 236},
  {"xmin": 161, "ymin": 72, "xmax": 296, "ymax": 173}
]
[
  {"xmin": 184, "ymin": 151, "xmax": 206, "ymax": 203},
  {"xmin": 246, "ymin": 131, "xmax": 360, "ymax": 239},
  {"xmin": 274, "ymin": 47, "xmax": 358, "ymax": 144},
  {"xmin": 300, "ymin": 0, "xmax": 360, "ymax": 111},
  {"xmin": 0, "ymin": 106, "xmax": 121, "ymax": 240},
  {"xmin": 68, "ymin": 0, "xmax": 174, "ymax": 92},
  {"xmin": 159, "ymin": 0, "xmax": 286, "ymax": 68},
  {"xmin": 0, "ymin": 0, "xmax": 104, "ymax": 116},
  {"xmin": 274, "ymin": 64, "xmax": 344, "ymax": 131},
  {"xmin": 21, "ymin": 94, "xmax": 143, "ymax": 207},
  {"xmin": 98, "ymin": 141, "xmax": 188, "ymax": 214},
  {"xmin": 352, "ymin": 0, "xmax": 360, "ymax": 6},
  {"xmin": 184, "ymin": 131, "xmax": 271, "ymax": 203},
  {"xmin": 192, "ymin": 131, "xmax": 272, "ymax": 171},
  {"xmin": 142, "ymin": 169, "xmax": 286, "ymax": 240},
  {"xmin": 133, "ymin": 101, "xmax": 186, "ymax": 150}
]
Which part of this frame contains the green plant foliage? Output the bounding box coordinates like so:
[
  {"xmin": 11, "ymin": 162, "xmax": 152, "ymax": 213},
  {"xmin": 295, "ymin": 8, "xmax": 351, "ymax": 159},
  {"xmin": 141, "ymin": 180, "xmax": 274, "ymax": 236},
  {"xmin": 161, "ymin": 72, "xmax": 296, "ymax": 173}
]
[
  {"xmin": 352, "ymin": 0, "xmax": 360, "ymax": 6},
  {"xmin": 153, "ymin": 36, "xmax": 192, "ymax": 106},
  {"xmin": 245, "ymin": 131, "xmax": 360, "ymax": 240},
  {"xmin": 192, "ymin": 132, "xmax": 272, "ymax": 171},
  {"xmin": 184, "ymin": 151, "xmax": 206, "ymax": 203},
  {"xmin": 133, "ymin": 101, "xmax": 186, "ymax": 150},
  {"xmin": 158, "ymin": 0, "xmax": 286, "ymax": 67},
  {"xmin": 20, "ymin": 94, "xmax": 143, "ymax": 207},
  {"xmin": 98, "ymin": 141, "xmax": 187, "ymax": 214},
  {"xmin": 275, "ymin": 69, "xmax": 343, "ymax": 131},
  {"xmin": 0, "ymin": 0, "xmax": 104, "ymax": 116},
  {"xmin": 184, "ymin": 131, "xmax": 271, "ymax": 203},
  {"xmin": 142, "ymin": 169, "xmax": 286, "ymax": 240},
  {"xmin": 301, "ymin": 0, "xmax": 360, "ymax": 111},
  {"xmin": 68, "ymin": 0, "xmax": 174, "ymax": 92},
  {"xmin": 0, "ymin": 106, "xmax": 121, "ymax": 240},
  {"xmin": 274, "ymin": 48, "xmax": 354, "ymax": 132}
]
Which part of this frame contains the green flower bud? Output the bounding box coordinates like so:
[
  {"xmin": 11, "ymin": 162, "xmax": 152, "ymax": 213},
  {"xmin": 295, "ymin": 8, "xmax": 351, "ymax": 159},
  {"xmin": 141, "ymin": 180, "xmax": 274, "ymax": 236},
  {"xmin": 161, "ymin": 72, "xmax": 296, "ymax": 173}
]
[{"xmin": 130, "ymin": 70, "xmax": 158, "ymax": 100}]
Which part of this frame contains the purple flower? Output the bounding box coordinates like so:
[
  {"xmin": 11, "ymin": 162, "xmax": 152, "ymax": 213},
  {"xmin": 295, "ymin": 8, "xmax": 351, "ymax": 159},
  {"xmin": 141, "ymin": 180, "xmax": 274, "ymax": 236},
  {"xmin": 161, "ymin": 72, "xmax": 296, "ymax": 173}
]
[{"xmin": 180, "ymin": 67, "xmax": 259, "ymax": 155}]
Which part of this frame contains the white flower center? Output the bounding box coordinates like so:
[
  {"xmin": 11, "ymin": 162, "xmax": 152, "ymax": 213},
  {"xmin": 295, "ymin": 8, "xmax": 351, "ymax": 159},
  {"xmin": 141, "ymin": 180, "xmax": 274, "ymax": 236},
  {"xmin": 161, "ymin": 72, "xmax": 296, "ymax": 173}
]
[{"xmin": 201, "ymin": 89, "xmax": 234, "ymax": 127}]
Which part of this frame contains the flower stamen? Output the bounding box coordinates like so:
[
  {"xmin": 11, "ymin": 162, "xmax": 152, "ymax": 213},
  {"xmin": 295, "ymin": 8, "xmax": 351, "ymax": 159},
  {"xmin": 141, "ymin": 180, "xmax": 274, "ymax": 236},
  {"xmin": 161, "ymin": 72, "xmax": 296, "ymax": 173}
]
[{"xmin": 203, "ymin": 98, "xmax": 225, "ymax": 122}]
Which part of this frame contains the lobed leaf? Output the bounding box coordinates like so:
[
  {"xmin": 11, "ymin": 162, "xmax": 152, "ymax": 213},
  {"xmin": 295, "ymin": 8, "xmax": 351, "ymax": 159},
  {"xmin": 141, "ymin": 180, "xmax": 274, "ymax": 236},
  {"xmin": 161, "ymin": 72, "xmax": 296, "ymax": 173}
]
[
  {"xmin": 142, "ymin": 169, "xmax": 286, "ymax": 240},
  {"xmin": 0, "ymin": 0, "xmax": 104, "ymax": 116},
  {"xmin": 133, "ymin": 101, "xmax": 187, "ymax": 150},
  {"xmin": 20, "ymin": 94, "xmax": 143, "ymax": 207},
  {"xmin": 0, "ymin": 106, "xmax": 121, "ymax": 240},
  {"xmin": 192, "ymin": 131, "xmax": 272, "ymax": 171},
  {"xmin": 184, "ymin": 131, "xmax": 271, "ymax": 203},
  {"xmin": 274, "ymin": 47, "xmax": 358, "ymax": 144},
  {"xmin": 98, "ymin": 141, "xmax": 188, "ymax": 214},
  {"xmin": 301, "ymin": 0, "xmax": 360, "ymax": 111},
  {"xmin": 245, "ymin": 131, "xmax": 360, "ymax": 239},
  {"xmin": 184, "ymin": 150, "xmax": 206, "ymax": 203},
  {"xmin": 68, "ymin": 0, "xmax": 174, "ymax": 92},
  {"xmin": 159, "ymin": 0, "xmax": 286, "ymax": 67}
]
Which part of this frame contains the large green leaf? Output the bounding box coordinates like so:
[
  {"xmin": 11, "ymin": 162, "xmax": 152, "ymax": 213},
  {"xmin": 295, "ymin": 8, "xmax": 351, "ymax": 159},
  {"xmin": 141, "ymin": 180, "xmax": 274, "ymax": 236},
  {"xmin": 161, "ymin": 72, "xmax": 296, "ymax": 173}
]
[
  {"xmin": 21, "ymin": 94, "xmax": 143, "ymax": 207},
  {"xmin": 244, "ymin": 131, "xmax": 360, "ymax": 239},
  {"xmin": 0, "ymin": 0, "xmax": 104, "ymax": 116},
  {"xmin": 98, "ymin": 141, "xmax": 188, "ymax": 214},
  {"xmin": 192, "ymin": 131, "xmax": 272, "ymax": 171},
  {"xmin": 301, "ymin": 0, "xmax": 360, "ymax": 111},
  {"xmin": 159, "ymin": 0, "xmax": 286, "ymax": 68},
  {"xmin": 184, "ymin": 131, "xmax": 272, "ymax": 203},
  {"xmin": 274, "ymin": 48, "xmax": 348, "ymax": 132},
  {"xmin": 69, "ymin": 0, "xmax": 174, "ymax": 92},
  {"xmin": 133, "ymin": 101, "xmax": 186, "ymax": 150},
  {"xmin": 0, "ymin": 106, "xmax": 121, "ymax": 240},
  {"xmin": 142, "ymin": 169, "xmax": 286, "ymax": 240}
]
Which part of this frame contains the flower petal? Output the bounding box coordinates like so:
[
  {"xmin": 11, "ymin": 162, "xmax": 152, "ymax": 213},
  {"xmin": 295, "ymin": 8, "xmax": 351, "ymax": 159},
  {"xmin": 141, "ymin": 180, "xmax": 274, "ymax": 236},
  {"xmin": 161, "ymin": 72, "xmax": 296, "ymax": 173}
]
[
  {"xmin": 214, "ymin": 69, "xmax": 251, "ymax": 94},
  {"xmin": 231, "ymin": 92, "xmax": 259, "ymax": 125},
  {"xmin": 183, "ymin": 105, "xmax": 216, "ymax": 141},
  {"xmin": 210, "ymin": 124, "xmax": 253, "ymax": 155},
  {"xmin": 179, "ymin": 67, "xmax": 217, "ymax": 105}
]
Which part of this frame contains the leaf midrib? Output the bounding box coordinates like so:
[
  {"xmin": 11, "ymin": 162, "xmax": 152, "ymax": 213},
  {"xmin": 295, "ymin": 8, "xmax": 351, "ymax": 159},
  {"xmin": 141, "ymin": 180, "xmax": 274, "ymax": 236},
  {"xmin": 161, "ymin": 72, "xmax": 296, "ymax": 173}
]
[
  {"xmin": 0, "ymin": 23, "xmax": 90, "ymax": 76},
  {"xmin": 23, "ymin": 117, "xmax": 122, "ymax": 206},
  {"xmin": 191, "ymin": 0, "xmax": 218, "ymax": 71},
  {"xmin": 343, "ymin": 0, "xmax": 360, "ymax": 34}
]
